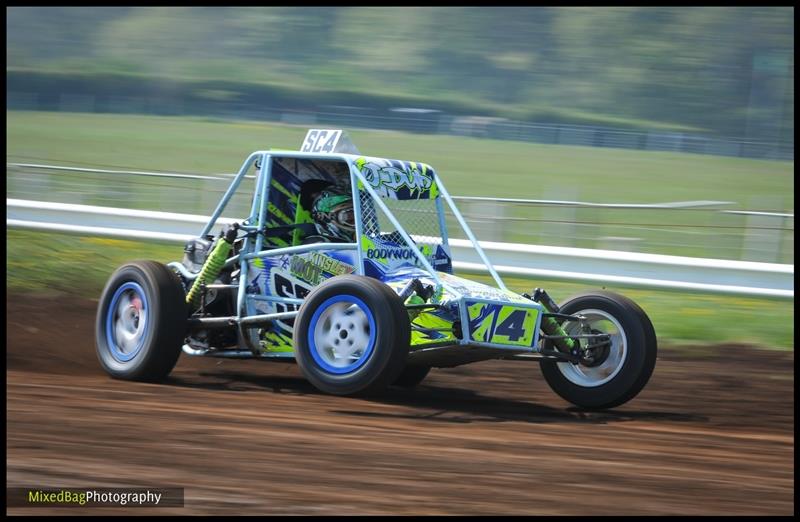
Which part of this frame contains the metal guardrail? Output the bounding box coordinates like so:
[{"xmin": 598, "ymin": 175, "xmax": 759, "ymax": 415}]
[
  {"xmin": 6, "ymin": 162, "xmax": 251, "ymax": 181},
  {"xmin": 8, "ymin": 161, "xmax": 794, "ymax": 264},
  {"xmin": 6, "ymin": 161, "xmax": 746, "ymax": 209},
  {"xmin": 7, "ymin": 198, "xmax": 793, "ymax": 299}
]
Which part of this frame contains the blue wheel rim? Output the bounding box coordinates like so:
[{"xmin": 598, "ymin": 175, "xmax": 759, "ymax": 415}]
[
  {"xmin": 105, "ymin": 282, "xmax": 149, "ymax": 363},
  {"xmin": 308, "ymin": 295, "xmax": 377, "ymax": 375}
]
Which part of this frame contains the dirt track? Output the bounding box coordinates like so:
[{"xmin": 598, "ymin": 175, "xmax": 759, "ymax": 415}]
[{"xmin": 6, "ymin": 293, "xmax": 794, "ymax": 515}]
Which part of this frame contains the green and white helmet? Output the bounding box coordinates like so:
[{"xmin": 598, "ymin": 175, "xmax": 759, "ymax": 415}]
[{"xmin": 305, "ymin": 182, "xmax": 355, "ymax": 242}]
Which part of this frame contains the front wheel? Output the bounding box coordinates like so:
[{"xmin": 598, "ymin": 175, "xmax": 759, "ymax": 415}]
[
  {"xmin": 293, "ymin": 275, "xmax": 410, "ymax": 396},
  {"xmin": 539, "ymin": 291, "xmax": 657, "ymax": 410},
  {"xmin": 95, "ymin": 260, "xmax": 188, "ymax": 382}
]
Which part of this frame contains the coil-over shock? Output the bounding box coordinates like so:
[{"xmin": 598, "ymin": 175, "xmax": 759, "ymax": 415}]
[{"xmin": 185, "ymin": 224, "xmax": 239, "ymax": 307}]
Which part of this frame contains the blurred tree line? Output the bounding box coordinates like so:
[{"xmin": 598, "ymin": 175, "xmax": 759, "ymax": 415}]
[{"xmin": 6, "ymin": 6, "xmax": 794, "ymax": 141}]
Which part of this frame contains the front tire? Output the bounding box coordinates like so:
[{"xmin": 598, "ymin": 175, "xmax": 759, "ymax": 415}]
[
  {"xmin": 539, "ymin": 291, "xmax": 657, "ymax": 410},
  {"xmin": 95, "ymin": 260, "xmax": 188, "ymax": 381},
  {"xmin": 293, "ymin": 275, "xmax": 410, "ymax": 396}
]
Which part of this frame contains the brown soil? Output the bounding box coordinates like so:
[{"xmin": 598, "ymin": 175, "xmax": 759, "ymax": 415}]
[{"xmin": 6, "ymin": 293, "xmax": 794, "ymax": 515}]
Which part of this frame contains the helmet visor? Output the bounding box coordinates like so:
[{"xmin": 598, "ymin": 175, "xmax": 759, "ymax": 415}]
[
  {"xmin": 333, "ymin": 207, "xmax": 355, "ymax": 229},
  {"xmin": 314, "ymin": 193, "xmax": 351, "ymax": 213}
]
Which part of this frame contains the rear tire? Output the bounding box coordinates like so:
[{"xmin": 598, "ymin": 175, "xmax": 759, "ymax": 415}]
[
  {"xmin": 95, "ymin": 260, "xmax": 188, "ymax": 381},
  {"xmin": 293, "ymin": 275, "xmax": 410, "ymax": 396},
  {"xmin": 392, "ymin": 365, "xmax": 431, "ymax": 388},
  {"xmin": 539, "ymin": 291, "xmax": 657, "ymax": 410}
]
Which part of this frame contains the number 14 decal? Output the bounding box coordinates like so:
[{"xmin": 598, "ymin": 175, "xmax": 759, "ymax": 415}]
[
  {"xmin": 467, "ymin": 303, "xmax": 537, "ymax": 347},
  {"xmin": 496, "ymin": 310, "xmax": 528, "ymax": 341}
]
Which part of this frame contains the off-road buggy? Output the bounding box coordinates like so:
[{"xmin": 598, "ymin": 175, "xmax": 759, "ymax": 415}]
[{"xmin": 96, "ymin": 130, "xmax": 656, "ymax": 409}]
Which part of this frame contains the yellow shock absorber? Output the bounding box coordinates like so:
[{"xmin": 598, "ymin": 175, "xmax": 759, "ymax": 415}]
[
  {"xmin": 531, "ymin": 288, "xmax": 576, "ymax": 352},
  {"xmin": 399, "ymin": 278, "xmax": 433, "ymax": 322},
  {"xmin": 405, "ymin": 293, "xmax": 425, "ymax": 321},
  {"xmin": 541, "ymin": 315, "xmax": 577, "ymax": 352},
  {"xmin": 186, "ymin": 225, "xmax": 238, "ymax": 306}
]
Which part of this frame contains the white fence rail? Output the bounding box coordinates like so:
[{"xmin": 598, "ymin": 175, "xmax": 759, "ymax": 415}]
[
  {"xmin": 7, "ymin": 198, "xmax": 793, "ymax": 299},
  {"xmin": 2, "ymin": 163, "xmax": 741, "ymax": 209},
  {"xmin": 8, "ymin": 162, "xmax": 794, "ymax": 263}
]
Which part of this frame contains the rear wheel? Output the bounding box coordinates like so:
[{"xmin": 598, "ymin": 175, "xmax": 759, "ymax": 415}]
[
  {"xmin": 95, "ymin": 261, "xmax": 188, "ymax": 381},
  {"xmin": 392, "ymin": 365, "xmax": 431, "ymax": 388},
  {"xmin": 539, "ymin": 291, "xmax": 657, "ymax": 410},
  {"xmin": 293, "ymin": 275, "xmax": 410, "ymax": 396}
]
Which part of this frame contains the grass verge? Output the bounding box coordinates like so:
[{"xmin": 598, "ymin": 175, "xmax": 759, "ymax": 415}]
[{"xmin": 7, "ymin": 229, "xmax": 793, "ymax": 350}]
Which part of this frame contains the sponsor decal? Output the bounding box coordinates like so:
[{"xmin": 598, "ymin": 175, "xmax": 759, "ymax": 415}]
[
  {"xmin": 361, "ymin": 235, "xmax": 448, "ymax": 274},
  {"xmin": 289, "ymin": 252, "xmax": 355, "ymax": 286},
  {"xmin": 366, "ymin": 247, "xmax": 417, "ymax": 261},
  {"xmin": 355, "ymin": 157, "xmax": 436, "ymax": 199}
]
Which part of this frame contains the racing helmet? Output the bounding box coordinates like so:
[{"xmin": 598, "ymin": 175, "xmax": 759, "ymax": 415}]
[{"xmin": 305, "ymin": 183, "xmax": 355, "ymax": 242}]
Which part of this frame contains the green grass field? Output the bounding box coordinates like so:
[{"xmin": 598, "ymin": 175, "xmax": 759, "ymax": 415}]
[
  {"xmin": 7, "ymin": 111, "xmax": 793, "ymax": 204},
  {"xmin": 6, "ymin": 111, "xmax": 794, "ymax": 349},
  {"xmin": 7, "ymin": 111, "xmax": 794, "ymax": 261},
  {"xmin": 5, "ymin": 229, "xmax": 794, "ymax": 350}
]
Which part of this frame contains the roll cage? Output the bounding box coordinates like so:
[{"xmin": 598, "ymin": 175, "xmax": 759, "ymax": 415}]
[{"xmin": 169, "ymin": 134, "xmax": 552, "ymax": 359}]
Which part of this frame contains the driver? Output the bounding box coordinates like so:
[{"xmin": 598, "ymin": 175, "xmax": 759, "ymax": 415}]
[{"xmin": 299, "ymin": 180, "xmax": 355, "ymax": 243}]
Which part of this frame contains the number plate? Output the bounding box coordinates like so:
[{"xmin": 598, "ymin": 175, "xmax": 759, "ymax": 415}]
[
  {"xmin": 466, "ymin": 301, "xmax": 539, "ymax": 348},
  {"xmin": 300, "ymin": 129, "xmax": 342, "ymax": 153}
]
